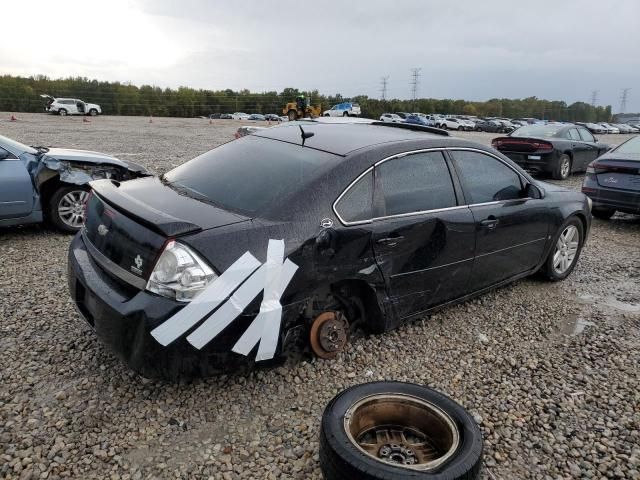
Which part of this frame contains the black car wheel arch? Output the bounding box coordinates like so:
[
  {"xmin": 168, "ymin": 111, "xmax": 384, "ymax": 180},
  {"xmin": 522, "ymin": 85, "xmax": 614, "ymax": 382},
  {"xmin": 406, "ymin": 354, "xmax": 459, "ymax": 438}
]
[{"xmin": 319, "ymin": 382, "xmax": 483, "ymax": 480}]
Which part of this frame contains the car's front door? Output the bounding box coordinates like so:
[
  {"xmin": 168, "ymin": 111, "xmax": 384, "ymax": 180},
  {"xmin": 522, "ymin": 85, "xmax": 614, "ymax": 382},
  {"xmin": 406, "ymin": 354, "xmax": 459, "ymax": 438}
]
[
  {"xmin": 0, "ymin": 149, "xmax": 35, "ymax": 219},
  {"xmin": 368, "ymin": 150, "xmax": 476, "ymax": 319},
  {"xmin": 448, "ymin": 149, "xmax": 550, "ymax": 291},
  {"xmin": 576, "ymin": 127, "xmax": 604, "ymax": 168}
]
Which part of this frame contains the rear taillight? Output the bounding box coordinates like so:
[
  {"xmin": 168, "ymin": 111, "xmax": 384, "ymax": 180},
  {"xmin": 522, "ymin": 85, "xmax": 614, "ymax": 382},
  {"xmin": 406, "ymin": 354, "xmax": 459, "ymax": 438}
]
[
  {"xmin": 529, "ymin": 141, "xmax": 554, "ymax": 152},
  {"xmin": 586, "ymin": 162, "xmax": 596, "ymax": 174}
]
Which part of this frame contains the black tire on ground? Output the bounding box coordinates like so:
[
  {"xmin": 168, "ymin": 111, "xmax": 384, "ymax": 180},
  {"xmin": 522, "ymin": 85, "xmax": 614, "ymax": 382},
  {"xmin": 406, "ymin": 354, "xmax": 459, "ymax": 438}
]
[
  {"xmin": 457, "ymin": 126, "xmax": 463, "ymax": 131},
  {"xmin": 552, "ymin": 154, "xmax": 572, "ymax": 180},
  {"xmin": 48, "ymin": 185, "xmax": 90, "ymax": 233},
  {"xmin": 475, "ymin": 127, "xmax": 482, "ymax": 132},
  {"xmin": 343, "ymin": 111, "xmax": 349, "ymax": 117},
  {"xmin": 592, "ymin": 208, "xmax": 615, "ymax": 220},
  {"xmin": 539, "ymin": 216, "xmax": 584, "ymax": 281},
  {"xmin": 320, "ymin": 382, "xmax": 483, "ymax": 480},
  {"xmin": 58, "ymin": 109, "xmax": 67, "ymax": 116},
  {"xmin": 288, "ymin": 110, "xmax": 298, "ymax": 121},
  {"xmin": 324, "ymin": 113, "xmax": 330, "ymax": 117},
  {"xmin": 89, "ymin": 109, "xmax": 98, "ymax": 116}
]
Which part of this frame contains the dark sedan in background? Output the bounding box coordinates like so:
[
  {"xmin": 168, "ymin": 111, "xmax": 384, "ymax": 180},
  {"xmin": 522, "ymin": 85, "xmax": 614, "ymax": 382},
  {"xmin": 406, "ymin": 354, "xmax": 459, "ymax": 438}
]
[
  {"xmin": 492, "ymin": 124, "xmax": 611, "ymax": 180},
  {"xmin": 582, "ymin": 135, "xmax": 640, "ymax": 219},
  {"xmin": 474, "ymin": 119, "xmax": 507, "ymax": 133},
  {"xmin": 68, "ymin": 122, "xmax": 591, "ymax": 378}
]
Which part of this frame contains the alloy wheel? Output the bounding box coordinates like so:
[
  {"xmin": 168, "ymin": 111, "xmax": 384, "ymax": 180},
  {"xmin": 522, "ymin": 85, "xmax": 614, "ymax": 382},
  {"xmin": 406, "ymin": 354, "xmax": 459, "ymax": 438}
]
[
  {"xmin": 552, "ymin": 225, "xmax": 579, "ymax": 274},
  {"xmin": 57, "ymin": 190, "xmax": 89, "ymax": 228}
]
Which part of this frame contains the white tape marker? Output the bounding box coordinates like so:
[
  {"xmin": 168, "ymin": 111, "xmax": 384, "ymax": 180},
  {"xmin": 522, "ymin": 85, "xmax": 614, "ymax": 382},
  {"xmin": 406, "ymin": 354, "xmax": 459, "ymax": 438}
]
[{"xmin": 150, "ymin": 251, "xmax": 261, "ymax": 346}]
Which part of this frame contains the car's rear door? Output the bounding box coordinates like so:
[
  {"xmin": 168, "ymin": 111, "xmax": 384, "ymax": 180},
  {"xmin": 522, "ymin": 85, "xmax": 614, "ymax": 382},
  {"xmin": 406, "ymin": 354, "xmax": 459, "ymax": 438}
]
[
  {"xmin": 0, "ymin": 149, "xmax": 34, "ymax": 219},
  {"xmin": 576, "ymin": 127, "xmax": 604, "ymax": 168},
  {"xmin": 368, "ymin": 150, "xmax": 475, "ymax": 319},
  {"xmin": 448, "ymin": 149, "xmax": 551, "ymax": 291}
]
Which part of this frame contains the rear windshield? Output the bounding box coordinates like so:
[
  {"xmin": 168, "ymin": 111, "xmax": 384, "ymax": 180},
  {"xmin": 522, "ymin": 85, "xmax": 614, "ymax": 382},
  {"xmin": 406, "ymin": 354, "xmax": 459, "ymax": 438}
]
[
  {"xmin": 511, "ymin": 125, "xmax": 564, "ymax": 138},
  {"xmin": 613, "ymin": 136, "xmax": 640, "ymax": 154},
  {"xmin": 163, "ymin": 136, "xmax": 338, "ymax": 215}
]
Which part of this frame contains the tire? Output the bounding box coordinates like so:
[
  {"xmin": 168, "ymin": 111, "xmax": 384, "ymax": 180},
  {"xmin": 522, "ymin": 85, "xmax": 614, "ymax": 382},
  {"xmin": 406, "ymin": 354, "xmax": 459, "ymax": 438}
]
[
  {"xmin": 48, "ymin": 185, "xmax": 90, "ymax": 233},
  {"xmin": 324, "ymin": 113, "xmax": 330, "ymax": 117},
  {"xmin": 592, "ymin": 208, "xmax": 615, "ymax": 220},
  {"xmin": 552, "ymin": 154, "xmax": 572, "ymax": 180},
  {"xmin": 58, "ymin": 109, "xmax": 67, "ymax": 116},
  {"xmin": 288, "ymin": 110, "xmax": 298, "ymax": 121},
  {"xmin": 475, "ymin": 127, "xmax": 482, "ymax": 132},
  {"xmin": 457, "ymin": 126, "xmax": 463, "ymax": 131},
  {"xmin": 320, "ymin": 382, "xmax": 483, "ymax": 480},
  {"xmin": 343, "ymin": 112, "xmax": 349, "ymax": 117},
  {"xmin": 89, "ymin": 109, "xmax": 98, "ymax": 116},
  {"xmin": 539, "ymin": 216, "xmax": 584, "ymax": 281}
]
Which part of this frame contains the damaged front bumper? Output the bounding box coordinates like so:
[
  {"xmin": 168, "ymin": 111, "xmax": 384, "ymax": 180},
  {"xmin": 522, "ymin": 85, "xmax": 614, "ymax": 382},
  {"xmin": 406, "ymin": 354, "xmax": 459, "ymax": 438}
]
[{"xmin": 68, "ymin": 233, "xmax": 298, "ymax": 379}]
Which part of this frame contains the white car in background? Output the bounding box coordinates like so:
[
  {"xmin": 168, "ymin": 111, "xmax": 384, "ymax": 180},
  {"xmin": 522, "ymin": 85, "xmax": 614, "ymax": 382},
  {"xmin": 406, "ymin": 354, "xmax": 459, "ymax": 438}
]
[
  {"xmin": 232, "ymin": 112, "xmax": 251, "ymax": 120},
  {"xmin": 456, "ymin": 118, "xmax": 476, "ymax": 131},
  {"xmin": 437, "ymin": 117, "xmax": 465, "ymax": 130},
  {"xmin": 322, "ymin": 102, "xmax": 361, "ymax": 117},
  {"xmin": 41, "ymin": 95, "xmax": 101, "ymax": 116},
  {"xmin": 379, "ymin": 113, "xmax": 403, "ymax": 123},
  {"xmin": 599, "ymin": 123, "xmax": 620, "ymax": 134}
]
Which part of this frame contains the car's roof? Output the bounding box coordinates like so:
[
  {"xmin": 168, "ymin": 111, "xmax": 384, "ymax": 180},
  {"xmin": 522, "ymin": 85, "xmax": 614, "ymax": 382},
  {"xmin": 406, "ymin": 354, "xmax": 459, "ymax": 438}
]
[{"xmin": 252, "ymin": 122, "xmax": 472, "ymax": 156}]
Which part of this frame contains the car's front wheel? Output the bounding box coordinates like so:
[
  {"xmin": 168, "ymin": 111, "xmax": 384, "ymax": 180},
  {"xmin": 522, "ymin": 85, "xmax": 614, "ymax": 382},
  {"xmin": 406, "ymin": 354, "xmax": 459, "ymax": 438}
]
[
  {"xmin": 343, "ymin": 112, "xmax": 349, "ymax": 117},
  {"xmin": 58, "ymin": 109, "xmax": 67, "ymax": 116},
  {"xmin": 49, "ymin": 186, "xmax": 90, "ymax": 233},
  {"xmin": 89, "ymin": 109, "xmax": 98, "ymax": 116},
  {"xmin": 553, "ymin": 154, "xmax": 572, "ymax": 180},
  {"xmin": 540, "ymin": 217, "xmax": 584, "ymax": 281}
]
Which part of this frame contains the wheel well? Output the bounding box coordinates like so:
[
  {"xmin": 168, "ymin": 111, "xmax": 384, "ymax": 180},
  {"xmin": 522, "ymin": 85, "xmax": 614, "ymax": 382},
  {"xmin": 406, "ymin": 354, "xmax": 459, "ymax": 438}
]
[
  {"xmin": 572, "ymin": 212, "xmax": 588, "ymax": 235},
  {"xmin": 38, "ymin": 176, "xmax": 64, "ymax": 215}
]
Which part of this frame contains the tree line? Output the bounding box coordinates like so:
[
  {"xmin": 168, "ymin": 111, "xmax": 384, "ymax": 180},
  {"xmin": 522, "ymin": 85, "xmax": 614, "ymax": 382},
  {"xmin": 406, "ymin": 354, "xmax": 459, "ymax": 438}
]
[{"xmin": 0, "ymin": 74, "xmax": 612, "ymax": 122}]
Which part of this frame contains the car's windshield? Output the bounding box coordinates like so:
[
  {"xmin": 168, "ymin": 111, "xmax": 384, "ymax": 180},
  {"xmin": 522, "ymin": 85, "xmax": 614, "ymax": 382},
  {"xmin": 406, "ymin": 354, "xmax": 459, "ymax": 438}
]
[
  {"xmin": 613, "ymin": 135, "xmax": 640, "ymax": 154},
  {"xmin": 163, "ymin": 135, "xmax": 338, "ymax": 216},
  {"xmin": 511, "ymin": 125, "xmax": 563, "ymax": 138},
  {"xmin": 0, "ymin": 134, "xmax": 38, "ymax": 155}
]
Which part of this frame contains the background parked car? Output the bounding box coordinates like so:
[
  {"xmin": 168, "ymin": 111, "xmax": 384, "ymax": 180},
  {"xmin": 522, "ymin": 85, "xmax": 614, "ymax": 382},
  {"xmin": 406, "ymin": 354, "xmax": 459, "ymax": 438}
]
[
  {"xmin": 0, "ymin": 134, "xmax": 147, "ymax": 232},
  {"xmin": 404, "ymin": 114, "xmax": 433, "ymax": 126},
  {"xmin": 220, "ymin": 113, "xmax": 233, "ymax": 119},
  {"xmin": 474, "ymin": 119, "xmax": 506, "ymax": 133},
  {"xmin": 613, "ymin": 123, "xmax": 633, "ymax": 134},
  {"xmin": 379, "ymin": 113, "xmax": 403, "ymax": 123},
  {"xmin": 322, "ymin": 102, "xmax": 361, "ymax": 117},
  {"xmin": 492, "ymin": 123, "xmax": 611, "ymax": 180},
  {"xmin": 208, "ymin": 113, "xmax": 222, "ymax": 120},
  {"xmin": 437, "ymin": 117, "xmax": 464, "ymax": 130},
  {"xmin": 582, "ymin": 135, "xmax": 640, "ymax": 219},
  {"xmin": 40, "ymin": 94, "xmax": 101, "ymax": 116},
  {"xmin": 248, "ymin": 114, "xmax": 266, "ymax": 121},
  {"xmin": 232, "ymin": 112, "xmax": 250, "ymax": 120},
  {"xmin": 264, "ymin": 114, "xmax": 281, "ymax": 121},
  {"xmin": 599, "ymin": 123, "xmax": 620, "ymax": 134}
]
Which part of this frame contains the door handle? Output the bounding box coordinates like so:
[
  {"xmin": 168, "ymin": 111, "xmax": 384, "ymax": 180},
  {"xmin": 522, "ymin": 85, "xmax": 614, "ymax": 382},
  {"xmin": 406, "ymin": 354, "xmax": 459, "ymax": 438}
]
[
  {"xmin": 376, "ymin": 236, "xmax": 404, "ymax": 246},
  {"xmin": 480, "ymin": 218, "xmax": 498, "ymax": 230}
]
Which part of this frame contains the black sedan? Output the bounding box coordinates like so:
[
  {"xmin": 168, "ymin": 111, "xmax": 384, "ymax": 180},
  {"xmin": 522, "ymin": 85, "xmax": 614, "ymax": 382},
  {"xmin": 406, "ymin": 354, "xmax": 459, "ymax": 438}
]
[
  {"xmin": 68, "ymin": 122, "xmax": 591, "ymax": 378},
  {"xmin": 582, "ymin": 135, "xmax": 640, "ymax": 219},
  {"xmin": 474, "ymin": 119, "xmax": 506, "ymax": 133},
  {"xmin": 492, "ymin": 123, "xmax": 611, "ymax": 180}
]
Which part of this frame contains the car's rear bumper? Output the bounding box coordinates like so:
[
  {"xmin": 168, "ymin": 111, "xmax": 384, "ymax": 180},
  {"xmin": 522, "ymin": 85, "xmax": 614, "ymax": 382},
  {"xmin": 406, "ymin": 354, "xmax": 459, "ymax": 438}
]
[
  {"xmin": 67, "ymin": 233, "xmax": 295, "ymax": 378},
  {"xmin": 501, "ymin": 151, "xmax": 557, "ymax": 174},
  {"xmin": 582, "ymin": 183, "xmax": 640, "ymax": 214}
]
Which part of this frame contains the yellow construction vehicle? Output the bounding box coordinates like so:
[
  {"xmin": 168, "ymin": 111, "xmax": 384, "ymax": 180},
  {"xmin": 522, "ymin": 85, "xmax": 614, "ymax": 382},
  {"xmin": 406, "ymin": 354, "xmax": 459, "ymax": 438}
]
[{"xmin": 283, "ymin": 95, "xmax": 322, "ymax": 121}]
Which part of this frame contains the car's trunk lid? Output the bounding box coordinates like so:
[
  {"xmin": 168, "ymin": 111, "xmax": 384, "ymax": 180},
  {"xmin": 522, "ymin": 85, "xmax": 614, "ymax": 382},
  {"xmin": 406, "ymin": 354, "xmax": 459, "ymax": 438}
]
[
  {"xmin": 594, "ymin": 159, "xmax": 640, "ymax": 191},
  {"xmin": 84, "ymin": 177, "xmax": 250, "ymax": 284}
]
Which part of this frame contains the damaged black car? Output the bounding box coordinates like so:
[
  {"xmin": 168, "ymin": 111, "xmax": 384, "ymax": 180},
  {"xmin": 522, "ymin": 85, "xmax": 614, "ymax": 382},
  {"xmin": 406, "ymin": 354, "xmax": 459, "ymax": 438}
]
[
  {"xmin": 68, "ymin": 122, "xmax": 592, "ymax": 378},
  {"xmin": 0, "ymin": 134, "xmax": 148, "ymax": 232}
]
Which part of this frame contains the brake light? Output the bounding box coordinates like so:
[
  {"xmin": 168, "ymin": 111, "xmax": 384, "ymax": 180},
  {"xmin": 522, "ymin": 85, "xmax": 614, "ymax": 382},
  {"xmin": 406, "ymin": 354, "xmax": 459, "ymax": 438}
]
[
  {"xmin": 82, "ymin": 190, "xmax": 93, "ymax": 219},
  {"xmin": 586, "ymin": 162, "xmax": 596, "ymax": 174}
]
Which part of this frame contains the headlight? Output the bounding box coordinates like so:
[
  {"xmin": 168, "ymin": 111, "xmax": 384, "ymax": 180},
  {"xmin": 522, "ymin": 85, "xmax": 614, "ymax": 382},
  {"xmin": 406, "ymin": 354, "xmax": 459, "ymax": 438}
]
[{"xmin": 146, "ymin": 241, "xmax": 217, "ymax": 302}]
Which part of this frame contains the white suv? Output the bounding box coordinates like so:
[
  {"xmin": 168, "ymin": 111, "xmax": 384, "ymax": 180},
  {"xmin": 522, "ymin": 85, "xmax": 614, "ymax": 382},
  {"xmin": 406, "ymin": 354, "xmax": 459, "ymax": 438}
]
[
  {"xmin": 41, "ymin": 95, "xmax": 101, "ymax": 116},
  {"xmin": 379, "ymin": 113, "xmax": 403, "ymax": 123},
  {"xmin": 323, "ymin": 102, "xmax": 361, "ymax": 117}
]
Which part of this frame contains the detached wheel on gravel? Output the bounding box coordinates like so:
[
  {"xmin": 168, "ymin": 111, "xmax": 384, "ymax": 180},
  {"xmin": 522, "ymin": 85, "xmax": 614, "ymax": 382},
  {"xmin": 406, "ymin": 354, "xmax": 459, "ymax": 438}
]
[
  {"xmin": 320, "ymin": 382, "xmax": 483, "ymax": 480},
  {"xmin": 49, "ymin": 185, "xmax": 90, "ymax": 233}
]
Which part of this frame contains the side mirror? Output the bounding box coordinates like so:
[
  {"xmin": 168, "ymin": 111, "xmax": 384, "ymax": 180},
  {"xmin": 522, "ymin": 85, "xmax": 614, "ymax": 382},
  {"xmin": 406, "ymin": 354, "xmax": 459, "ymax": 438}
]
[{"xmin": 524, "ymin": 183, "xmax": 544, "ymax": 200}]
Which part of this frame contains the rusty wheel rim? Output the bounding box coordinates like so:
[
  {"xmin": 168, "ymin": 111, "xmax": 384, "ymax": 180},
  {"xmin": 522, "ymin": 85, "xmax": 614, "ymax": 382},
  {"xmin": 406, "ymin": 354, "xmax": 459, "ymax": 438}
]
[
  {"xmin": 310, "ymin": 311, "xmax": 349, "ymax": 359},
  {"xmin": 344, "ymin": 393, "xmax": 460, "ymax": 471}
]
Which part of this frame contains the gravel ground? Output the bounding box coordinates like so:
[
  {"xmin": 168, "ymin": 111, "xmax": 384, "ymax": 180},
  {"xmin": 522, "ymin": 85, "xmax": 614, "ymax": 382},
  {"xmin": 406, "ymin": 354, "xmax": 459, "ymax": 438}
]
[{"xmin": 1, "ymin": 113, "xmax": 639, "ymax": 480}]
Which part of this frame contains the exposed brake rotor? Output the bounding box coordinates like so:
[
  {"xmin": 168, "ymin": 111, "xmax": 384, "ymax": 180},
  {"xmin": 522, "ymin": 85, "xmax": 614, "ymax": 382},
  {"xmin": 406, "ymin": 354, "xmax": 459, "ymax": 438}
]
[{"xmin": 310, "ymin": 311, "xmax": 349, "ymax": 359}]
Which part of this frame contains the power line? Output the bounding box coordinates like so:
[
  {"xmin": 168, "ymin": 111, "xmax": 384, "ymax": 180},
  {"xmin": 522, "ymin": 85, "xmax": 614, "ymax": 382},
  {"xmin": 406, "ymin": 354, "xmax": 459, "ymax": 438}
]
[
  {"xmin": 380, "ymin": 76, "xmax": 389, "ymax": 101},
  {"xmin": 590, "ymin": 90, "xmax": 599, "ymax": 107},
  {"xmin": 619, "ymin": 88, "xmax": 630, "ymax": 113}
]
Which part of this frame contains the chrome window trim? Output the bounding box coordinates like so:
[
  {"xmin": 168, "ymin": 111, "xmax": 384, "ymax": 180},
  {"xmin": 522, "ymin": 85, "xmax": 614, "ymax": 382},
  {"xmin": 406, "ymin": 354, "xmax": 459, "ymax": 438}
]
[{"xmin": 333, "ymin": 147, "xmax": 532, "ymax": 226}]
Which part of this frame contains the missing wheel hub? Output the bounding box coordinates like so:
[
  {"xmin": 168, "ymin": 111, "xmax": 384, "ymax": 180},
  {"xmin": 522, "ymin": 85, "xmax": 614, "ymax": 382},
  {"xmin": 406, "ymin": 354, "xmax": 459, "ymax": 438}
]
[{"xmin": 310, "ymin": 311, "xmax": 349, "ymax": 359}]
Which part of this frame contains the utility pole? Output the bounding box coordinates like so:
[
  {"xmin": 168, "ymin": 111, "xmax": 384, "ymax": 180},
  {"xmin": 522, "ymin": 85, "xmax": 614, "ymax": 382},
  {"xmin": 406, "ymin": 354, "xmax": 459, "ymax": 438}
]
[
  {"xmin": 590, "ymin": 90, "xmax": 599, "ymax": 107},
  {"xmin": 410, "ymin": 68, "xmax": 421, "ymax": 104},
  {"xmin": 619, "ymin": 88, "xmax": 630, "ymax": 113},
  {"xmin": 380, "ymin": 76, "xmax": 389, "ymax": 101}
]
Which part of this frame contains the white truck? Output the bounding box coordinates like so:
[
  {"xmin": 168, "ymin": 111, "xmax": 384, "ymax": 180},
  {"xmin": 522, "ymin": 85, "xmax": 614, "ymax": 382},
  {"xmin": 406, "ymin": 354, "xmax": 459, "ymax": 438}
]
[{"xmin": 41, "ymin": 94, "xmax": 102, "ymax": 116}]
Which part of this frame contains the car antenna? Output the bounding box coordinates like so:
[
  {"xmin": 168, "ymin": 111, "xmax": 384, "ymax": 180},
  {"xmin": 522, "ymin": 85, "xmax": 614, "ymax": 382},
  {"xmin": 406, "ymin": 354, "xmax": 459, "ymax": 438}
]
[{"xmin": 299, "ymin": 125, "xmax": 314, "ymax": 146}]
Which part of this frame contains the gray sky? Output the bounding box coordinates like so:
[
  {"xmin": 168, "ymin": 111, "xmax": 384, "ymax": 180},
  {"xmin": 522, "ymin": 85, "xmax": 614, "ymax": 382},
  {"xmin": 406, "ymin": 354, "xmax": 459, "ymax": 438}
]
[{"xmin": 3, "ymin": 0, "xmax": 639, "ymax": 112}]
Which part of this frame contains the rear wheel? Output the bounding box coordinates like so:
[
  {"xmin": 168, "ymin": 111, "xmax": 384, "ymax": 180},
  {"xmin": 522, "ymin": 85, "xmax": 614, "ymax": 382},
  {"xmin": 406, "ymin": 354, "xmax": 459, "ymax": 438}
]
[
  {"xmin": 592, "ymin": 207, "xmax": 615, "ymax": 220},
  {"xmin": 58, "ymin": 109, "xmax": 67, "ymax": 116},
  {"xmin": 49, "ymin": 186, "xmax": 90, "ymax": 233},
  {"xmin": 552, "ymin": 154, "xmax": 572, "ymax": 180},
  {"xmin": 288, "ymin": 110, "xmax": 298, "ymax": 121},
  {"xmin": 457, "ymin": 125, "xmax": 463, "ymax": 131},
  {"xmin": 540, "ymin": 217, "xmax": 584, "ymax": 281}
]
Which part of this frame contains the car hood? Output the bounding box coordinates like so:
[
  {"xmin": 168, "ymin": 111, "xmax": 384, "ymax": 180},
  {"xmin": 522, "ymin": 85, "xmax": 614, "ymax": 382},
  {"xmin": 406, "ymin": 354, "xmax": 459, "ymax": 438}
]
[{"xmin": 43, "ymin": 148, "xmax": 145, "ymax": 172}]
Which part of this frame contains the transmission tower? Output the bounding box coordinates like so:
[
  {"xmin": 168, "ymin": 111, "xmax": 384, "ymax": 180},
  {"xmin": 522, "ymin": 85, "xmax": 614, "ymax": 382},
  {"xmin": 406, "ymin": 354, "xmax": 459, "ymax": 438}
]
[
  {"xmin": 590, "ymin": 90, "xmax": 599, "ymax": 107},
  {"xmin": 410, "ymin": 68, "xmax": 421, "ymax": 101},
  {"xmin": 380, "ymin": 76, "xmax": 389, "ymax": 101},
  {"xmin": 619, "ymin": 88, "xmax": 630, "ymax": 113}
]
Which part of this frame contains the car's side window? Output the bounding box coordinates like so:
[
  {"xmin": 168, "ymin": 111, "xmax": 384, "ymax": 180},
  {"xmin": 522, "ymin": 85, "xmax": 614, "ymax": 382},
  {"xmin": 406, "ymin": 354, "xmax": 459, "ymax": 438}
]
[
  {"xmin": 450, "ymin": 150, "xmax": 523, "ymax": 204},
  {"xmin": 335, "ymin": 170, "xmax": 373, "ymax": 223},
  {"xmin": 568, "ymin": 129, "xmax": 581, "ymax": 141},
  {"xmin": 376, "ymin": 151, "xmax": 457, "ymax": 217},
  {"xmin": 578, "ymin": 128, "xmax": 595, "ymax": 142}
]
